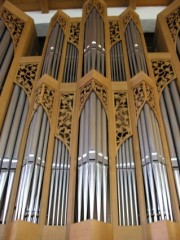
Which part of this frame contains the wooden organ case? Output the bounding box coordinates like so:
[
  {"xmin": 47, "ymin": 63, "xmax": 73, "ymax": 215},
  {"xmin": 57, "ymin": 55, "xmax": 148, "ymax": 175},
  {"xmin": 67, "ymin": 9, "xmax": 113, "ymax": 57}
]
[{"xmin": 0, "ymin": 0, "xmax": 180, "ymax": 240}]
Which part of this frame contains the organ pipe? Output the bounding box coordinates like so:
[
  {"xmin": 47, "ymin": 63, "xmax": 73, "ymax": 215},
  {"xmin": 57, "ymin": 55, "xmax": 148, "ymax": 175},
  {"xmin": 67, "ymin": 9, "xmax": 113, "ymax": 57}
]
[
  {"xmin": 41, "ymin": 22, "xmax": 64, "ymax": 79},
  {"xmin": 125, "ymin": 20, "xmax": 148, "ymax": 77},
  {"xmin": 0, "ymin": 85, "xmax": 28, "ymax": 224},
  {"xmin": 110, "ymin": 41, "xmax": 126, "ymax": 81},
  {"xmin": 83, "ymin": 8, "xmax": 106, "ymax": 76},
  {"xmin": 160, "ymin": 80, "xmax": 180, "ymax": 204},
  {"xmin": 0, "ymin": 19, "xmax": 14, "ymax": 92},
  {"xmin": 14, "ymin": 105, "xmax": 50, "ymax": 223},
  {"xmin": 47, "ymin": 138, "xmax": 70, "ymax": 226},
  {"xmin": 63, "ymin": 43, "xmax": 78, "ymax": 83},
  {"xmin": 116, "ymin": 137, "xmax": 139, "ymax": 226},
  {"xmin": 75, "ymin": 92, "xmax": 109, "ymax": 222},
  {"xmin": 138, "ymin": 103, "xmax": 173, "ymax": 222}
]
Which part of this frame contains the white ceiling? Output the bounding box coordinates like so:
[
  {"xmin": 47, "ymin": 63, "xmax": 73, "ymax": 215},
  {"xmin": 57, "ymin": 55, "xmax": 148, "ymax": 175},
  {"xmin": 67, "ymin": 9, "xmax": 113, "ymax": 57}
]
[{"xmin": 26, "ymin": 6, "xmax": 166, "ymax": 36}]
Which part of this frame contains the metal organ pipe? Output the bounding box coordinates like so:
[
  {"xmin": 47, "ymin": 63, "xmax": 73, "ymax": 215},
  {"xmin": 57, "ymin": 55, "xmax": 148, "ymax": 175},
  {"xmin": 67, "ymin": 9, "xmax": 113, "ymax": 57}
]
[
  {"xmin": 160, "ymin": 81, "xmax": 180, "ymax": 204},
  {"xmin": 116, "ymin": 137, "xmax": 139, "ymax": 226},
  {"xmin": 83, "ymin": 8, "xmax": 106, "ymax": 76},
  {"xmin": 76, "ymin": 92, "xmax": 109, "ymax": 223},
  {"xmin": 138, "ymin": 103, "xmax": 173, "ymax": 222},
  {"xmin": 47, "ymin": 138, "xmax": 70, "ymax": 226},
  {"xmin": 110, "ymin": 41, "xmax": 126, "ymax": 81},
  {"xmin": 41, "ymin": 22, "xmax": 64, "ymax": 79},
  {"xmin": 0, "ymin": 19, "xmax": 14, "ymax": 92},
  {"xmin": 63, "ymin": 43, "xmax": 78, "ymax": 83},
  {"xmin": 0, "ymin": 85, "xmax": 28, "ymax": 224},
  {"xmin": 14, "ymin": 105, "xmax": 50, "ymax": 223},
  {"xmin": 125, "ymin": 20, "xmax": 148, "ymax": 77}
]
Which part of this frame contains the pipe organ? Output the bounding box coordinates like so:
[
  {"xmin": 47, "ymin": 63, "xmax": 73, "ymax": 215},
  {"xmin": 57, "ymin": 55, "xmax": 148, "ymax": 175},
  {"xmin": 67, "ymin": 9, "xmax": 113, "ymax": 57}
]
[{"xmin": 0, "ymin": 0, "xmax": 180, "ymax": 240}]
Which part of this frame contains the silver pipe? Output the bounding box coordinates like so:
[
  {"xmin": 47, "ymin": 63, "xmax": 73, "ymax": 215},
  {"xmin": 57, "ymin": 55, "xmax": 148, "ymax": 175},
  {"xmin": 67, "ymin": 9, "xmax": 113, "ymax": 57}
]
[
  {"xmin": 13, "ymin": 97, "xmax": 29, "ymax": 160},
  {"xmin": 0, "ymin": 41, "xmax": 14, "ymax": 90},
  {"xmin": 129, "ymin": 137, "xmax": 139, "ymax": 225},
  {"xmin": 122, "ymin": 143, "xmax": 129, "ymax": 225},
  {"xmin": 116, "ymin": 163, "xmax": 121, "ymax": 224},
  {"xmin": 0, "ymin": 20, "xmax": 6, "ymax": 38},
  {"xmin": 0, "ymin": 29, "xmax": 11, "ymax": 65},
  {"xmin": 14, "ymin": 165, "xmax": 26, "ymax": 220},
  {"xmin": 77, "ymin": 105, "xmax": 85, "ymax": 221},
  {"xmin": 56, "ymin": 141, "xmax": 63, "ymax": 225},
  {"xmin": 0, "ymin": 172, "xmax": 8, "ymax": 201},
  {"xmin": 55, "ymin": 27, "xmax": 64, "ymax": 79},
  {"xmin": 4, "ymin": 90, "xmax": 26, "ymax": 160},
  {"xmin": 164, "ymin": 87, "xmax": 180, "ymax": 159},
  {"xmin": 0, "ymin": 85, "xmax": 20, "ymax": 164},
  {"xmin": 169, "ymin": 81, "xmax": 180, "ymax": 125},
  {"xmin": 27, "ymin": 112, "xmax": 47, "ymax": 221},
  {"xmin": 96, "ymin": 97, "xmax": 102, "ymax": 220},
  {"xmin": 83, "ymin": 98, "xmax": 89, "ymax": 220},
  {"xmin": 52, "ymin": 142, "xmax": 61, "ymax": 225},
  {"xmin": 47, "ymin": 139, "xmax": 58, "ymax": 225},
  {"xmin": 69, "ymin": 44, "xmax": 74, "ymax": 83},
  {"xmin": 20, "ymin": 164, "xmax": 34, "ymax": 220},
  {"xmin": 64, "ymin": 162, "xmax": 70, "ymax": 225},
  {"xmin": 150, "ymin": 109, "xmax": 171, "ymax": 220},
  {"xmin": 117, "ymin": 147, "xmax": 123, "ymax": 225},
  {"xmin": 103, "ymin": 165, "xmax": 108, "ymax": 222},
  {"xmin": 33, "ymin": 120, "xmax": 50, "ymax": 223},
  {"xmin": 138, "ymin": 116, "xmax": 152, "ymax": 222},
  {"xmin": 120, "ymin": 167, "xmax": 125, "ymax": 225},
  {"xmin": 89, "ymin": 162, "xmax": 95, "ymax": 219},
  {"xmin": 174, "ymin": 169, "xmax": 180, "ymax": 204},
  {"xmin": 126, "ymin": 140, "xmax": 133, "ymax": 225},
  {"xmin": 162, "ymin": 164, "xmax": 173, "ymax": 220},
  {"xmin": 27, "ymin": 110, "xmax": 47, "ymax": 222},
  {"xmin": 141, "ymin": 109, "xmax": 158, "ymax": 221},
  {"xmin": 15, "ymin": 107, "xmax": 43, "ymax": 220},
  {"xmin": 60, "ymin": 147, "xmax": 68, "ymax": 225},
  {"xmin": 88, "ymin": 94, "xmax": 96, "ymax": 220},
  {"xmin": 29, "ymin": 106, "xmax": 43, "ymax": 156},
  {"xmin": 96, "ymin": 163, "xmax": 102, "ymax": 221},
  {"xmin": 1, "ymin": 171, "xmax": 14, "ymax": 224},
  {"xmin": 51, "ymin": 25, "xmax": 62, "ymax": 79}
]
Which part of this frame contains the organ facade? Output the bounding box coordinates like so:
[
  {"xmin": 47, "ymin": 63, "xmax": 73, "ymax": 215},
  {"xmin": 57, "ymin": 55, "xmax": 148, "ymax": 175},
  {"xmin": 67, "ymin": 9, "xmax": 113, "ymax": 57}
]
[{"xmin": 0, "ymin": 0, "xmax": 179, "ymax": 239}]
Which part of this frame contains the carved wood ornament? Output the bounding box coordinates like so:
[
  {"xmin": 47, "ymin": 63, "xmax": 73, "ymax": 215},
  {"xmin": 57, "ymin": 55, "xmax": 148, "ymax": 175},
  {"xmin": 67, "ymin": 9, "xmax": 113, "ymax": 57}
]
[
  {"xmin": 0, "ymin": 8, "xmax": 25, "ymax": 47},
  {"xmin": 56, "ymin": 93, "xmax": 74, "ymax": 150}
]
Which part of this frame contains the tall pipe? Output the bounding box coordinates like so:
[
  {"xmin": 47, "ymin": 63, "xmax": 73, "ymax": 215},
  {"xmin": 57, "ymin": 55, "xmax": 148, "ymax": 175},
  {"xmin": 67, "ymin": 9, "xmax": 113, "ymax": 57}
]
[{"xmin": 76, "ymin": 92, "xmax": 109, "ymax": 222}]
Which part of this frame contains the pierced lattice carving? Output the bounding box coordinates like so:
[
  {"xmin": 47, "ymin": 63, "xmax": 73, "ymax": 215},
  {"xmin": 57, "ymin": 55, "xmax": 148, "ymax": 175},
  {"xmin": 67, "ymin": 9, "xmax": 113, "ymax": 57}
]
[
  {"xmin": 1, "ymin": 8, "xmax": 25, "ymax": 46},
  {"xmin": 133, "ymin": 82, "xmax": 157, "ymax": 117},
  {"xmin": 114, "ymin": 91, "xmax": 131, "ymax": 147},
  {"xmin": 56, "ymin": 93, "xmax": 74, "ymax": 148},
  {"xmin": 33, "ymin": 84, "xmax": 55, "ymax": 119},
  {"xmin": 94, "ymin": 80, "xmax": 107, "ymax": 109},
  {"xmin": 166, "ymin": 7, "xmax": 180, "ymax": 42},
  {"xmin": 133, "ymin": 83, "xmax": 145, "ymax": 116},
  {"xmin": 80, "ymin": 81, "xmax": 93, "ymax": 110},
  {"xmin": 146, "ymin": 84, "xmax": 156, "ymax": 114},
  {"xmin": 84, "ymin": 0, "xmax": 105, "ymax": 19},
  {"xmin": 80, "ymin": 80, "xmax": 108, "ymax": 112},
  {"xmin": 69, "ymin": 22, "xmax": 80, "ymax": 47},
  {"xmin": 123, "ymin": 12, "xmax": 139, "ymax": 28},
  {"xmin": 151, "ymin": 60, "xmax": 175, "ymax": 93},
  {"xmin": 15, "ymin": 64, "xmax": 38, "ymax": 97},
  {"xmin": 109, "ymin": 21, "xmax": 120, "ymax": 46},
  {"xmin": 51, "ymin": 14, "xmax": 67, "ymax": 31}
]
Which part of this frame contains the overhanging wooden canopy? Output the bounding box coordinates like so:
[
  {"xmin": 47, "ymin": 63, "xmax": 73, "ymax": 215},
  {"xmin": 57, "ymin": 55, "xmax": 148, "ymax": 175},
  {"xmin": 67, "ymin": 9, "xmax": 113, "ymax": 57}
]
[{"xmin": 0, "ymin": 0, "xmax": 174, "ymax": 13}]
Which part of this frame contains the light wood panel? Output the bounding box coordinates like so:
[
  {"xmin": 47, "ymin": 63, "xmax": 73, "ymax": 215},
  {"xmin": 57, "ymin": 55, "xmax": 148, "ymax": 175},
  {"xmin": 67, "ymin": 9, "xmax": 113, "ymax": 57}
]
[{"xmin": 0, "ymin": 0, "xmax": 174, "ymax": 13}]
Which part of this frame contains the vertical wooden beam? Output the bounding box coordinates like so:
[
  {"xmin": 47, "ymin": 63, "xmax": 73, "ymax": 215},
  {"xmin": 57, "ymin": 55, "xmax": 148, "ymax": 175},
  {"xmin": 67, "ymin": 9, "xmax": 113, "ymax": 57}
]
[
  {"xmin": 38, "ymin": 0, "xmax": 49, "ymax": 13},
  {"xmin": 129, "ymin": 0, "xmax": 136, "ymax": 10}
]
